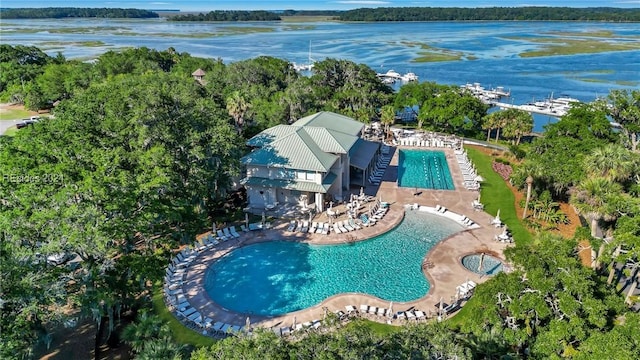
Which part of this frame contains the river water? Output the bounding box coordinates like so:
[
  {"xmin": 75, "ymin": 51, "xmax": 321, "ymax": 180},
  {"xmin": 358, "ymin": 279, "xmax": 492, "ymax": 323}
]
[{"xmin": 1, "ymin": 18, "xmax": 639, "ymax": 131}]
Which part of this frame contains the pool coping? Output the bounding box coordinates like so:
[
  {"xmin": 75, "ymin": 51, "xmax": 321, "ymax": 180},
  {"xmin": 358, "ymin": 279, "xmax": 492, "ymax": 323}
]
[{"xmin": 178, "ymin": 145, "xmax": 514, "ymax": 331}]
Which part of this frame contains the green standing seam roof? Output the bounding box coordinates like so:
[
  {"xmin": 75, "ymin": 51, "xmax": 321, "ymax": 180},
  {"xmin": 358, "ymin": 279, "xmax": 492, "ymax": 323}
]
[
  {"xmin": 241, "ymin": 172, "xmax": 338, "ymax": 194},
  {"xmin": 293, "ymin": 111, "xmax": 364, "ymax": 136},
  {"xmin": 242, "ymin": 129, "xmax": 338, "ymax": 172},
  {"xmin": 302, "ymin": 127, "xmax": 358, "ymax": 154}
]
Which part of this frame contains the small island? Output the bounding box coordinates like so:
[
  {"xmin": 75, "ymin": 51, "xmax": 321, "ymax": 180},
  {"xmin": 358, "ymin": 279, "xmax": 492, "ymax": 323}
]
[{"xmin": 0, "ymin": 7, "xmax": 159, "ymax": 19}]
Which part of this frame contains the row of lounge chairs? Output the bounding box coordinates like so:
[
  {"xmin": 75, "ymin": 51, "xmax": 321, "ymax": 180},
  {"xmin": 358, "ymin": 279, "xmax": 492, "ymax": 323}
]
[
  {"xmin": 458, "ymin": 215, "xmax": 476, "ymax": 228},
  {"xmin": 275, "ymin": 319, "xmax": 323, "ymax": 337},
  {"xmin": 163, "ymin": 227, "xmax": 253, "ymax": 336},
  {"xmin": 392, "ymin": 130, "xmax": 462, "ymax": 149},
  {"xmin": 288, "ymin": 220, "xmax": 332, "ymax": 235},
  {"xmin": 369, "ymin": 153, "xmax": 391, "ymax": 185},
  {"xmin": 285, "ymin": 202, "xmax": 389, "ymax": 235},
  {"xmin": 332, "ymin": 218, "xmax": 362, "ymax": 234},
  {"xmin": 435, "ymin": 204, "xmax": 447, "ymax": 213},
  {"xmin": 341, "ymin": 304, "xmax": 431, "ymax": 322},
  {"xmin": 454, "ymin": 149, "xmax": 480, "ymax": 191}
]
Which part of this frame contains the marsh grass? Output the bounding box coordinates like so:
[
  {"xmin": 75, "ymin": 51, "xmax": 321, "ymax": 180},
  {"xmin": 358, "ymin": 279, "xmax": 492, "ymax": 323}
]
[
  {"xmin": 38, "ymin": 40, "xmax": 106, "ymax": 48},
  {"xmin": 520, "ymin": 38, "xmax": 640, "ymax": 57},
  {"xmin": 400, "ymin": 41, "xmax": 466, "ymax": 62}
]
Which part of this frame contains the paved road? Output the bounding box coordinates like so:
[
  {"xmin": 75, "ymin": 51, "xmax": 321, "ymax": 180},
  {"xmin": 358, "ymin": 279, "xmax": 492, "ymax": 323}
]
[{"xmin": 0, "ymin": 119, "xmax": 23, "ymax": 135}]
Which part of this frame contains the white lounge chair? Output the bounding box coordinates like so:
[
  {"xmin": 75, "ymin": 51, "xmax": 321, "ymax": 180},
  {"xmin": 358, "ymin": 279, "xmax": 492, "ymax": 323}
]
[
  {"xmin": 310, "ymin": 222, "xmax": 318, "ymax": 233},
  {"xmin": 338, "ymin": 221, "xmax": 348, "ymax": 233},
  {"xmin": 229, "ymin": 226, "xmax": 240, "ymax": 238},
  {"xmin": 217, "ymin": 229, "xmax": 228, "ymax": 241},
  {"xmin": 223, "ymin": 227, "xmax": 234, "ymax": 238},
  {"xmin": 287, "ymin": 220, "xmax": 296, "ymax": 232},
  {"xmin": 316, "ymin": 222, "xmax": 324, "ymax": 234},
  {"xmin": 333, "ymin": 223, "xmax": 342, "ymax": 234},
  {"xmin": 343, "ymin": 220, "xmax": 355, "ymax": 232},
  {"xmin": 322, "ymin": 223, "xmax": 330, "ymax": 235}
]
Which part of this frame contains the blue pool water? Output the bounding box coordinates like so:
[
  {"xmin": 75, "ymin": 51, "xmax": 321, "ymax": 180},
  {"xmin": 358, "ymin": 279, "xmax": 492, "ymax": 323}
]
[
  {"xmin": 398, "ymin": 150, "xmax": 455, "ymax": 190},
  {"xmin": 461, "ymin": 254, "xmax": 504, "ymax": 276},
  {"xmin": 204, "ymin": 210, "xmax": 465, "ymax": 316}
]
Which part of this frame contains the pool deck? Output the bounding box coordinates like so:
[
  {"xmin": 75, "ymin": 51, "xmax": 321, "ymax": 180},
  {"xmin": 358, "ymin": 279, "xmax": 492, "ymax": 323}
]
[{"xmin": 180, "ymin": 145, "xmax": 512, "ymax": 330}]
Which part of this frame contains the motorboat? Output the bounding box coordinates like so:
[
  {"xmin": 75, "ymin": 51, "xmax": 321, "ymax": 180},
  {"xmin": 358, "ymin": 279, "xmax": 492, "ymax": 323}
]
[
  {"xmin": 401, "ymin": 72, "xmax": 418, "ymax": 82},
  {"xmin": 384, "ymin": 69, "xmax": 402, "ymax": 79}
]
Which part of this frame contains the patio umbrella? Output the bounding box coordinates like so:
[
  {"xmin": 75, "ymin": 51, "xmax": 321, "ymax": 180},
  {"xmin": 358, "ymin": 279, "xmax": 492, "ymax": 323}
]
[
  {"xmin": 261, "ymin": 211, "xmax": 266, "ymax": 226},
  {"xmin": 477, "ymin": 192, "xmax": 481, "ymax": 203},
  {"xmin": 292, "ymin": 316, "xmax": 297, "ymax": 330},
  {"xmin": 212, "ymin": 222, "xmax": 216, "ymax": 235},
  {"xmin": 439, "ymin": 297, "xmax": 444, "ymax": 315},
  {"xmin": 245, "ymin": 213, "xmax": 249, "ymax": 228},
  {"xmin": 388, "ymin": 302, "xmax": 393, "ymax": 319},
  {"xmin": 245, "ymin": 317, "xmax": 251, "ymax": 331},
  {"xmin": 323, "ymin": 307, "xmax": 328, "ymax": 320},
  {"xmin": 360, "ymin": 187, "xmax": 364, "ymax": 196},
  {"xmin": 496, "ymin": 209, "xmax": 501, "ymax": 221}
]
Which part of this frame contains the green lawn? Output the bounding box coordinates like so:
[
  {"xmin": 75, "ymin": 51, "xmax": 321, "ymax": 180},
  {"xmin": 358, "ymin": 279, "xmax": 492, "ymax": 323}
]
[
  {"xmin": 465, "ymin": 146, "xmax": 532, "ymax": 246},
  {"xmin": 2, "ymin": 125, "xmax": 18, "ymax": 136},
  {"xmin": 151, "ymin": 288, "xmax": 216, "ymax": 348},
  {"xmin": 0, "ymin": 108, "xmax": 31, "ymax": 120}
]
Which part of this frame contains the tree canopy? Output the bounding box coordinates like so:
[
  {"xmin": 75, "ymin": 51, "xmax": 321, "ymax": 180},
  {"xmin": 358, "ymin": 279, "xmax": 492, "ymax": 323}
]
[{"xmin": 0, "ymin": 7, "xmax": 159, "ymax": 19}]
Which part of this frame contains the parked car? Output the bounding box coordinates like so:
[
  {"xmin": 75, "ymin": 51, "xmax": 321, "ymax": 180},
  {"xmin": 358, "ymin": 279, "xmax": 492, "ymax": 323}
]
[
  {"xmin": 46, "ymin": 252, "xmax": 72, "ymax": 266},
  {"xmin": 16, "ymin": 118, "xmax": 39, "ymax": 129}
]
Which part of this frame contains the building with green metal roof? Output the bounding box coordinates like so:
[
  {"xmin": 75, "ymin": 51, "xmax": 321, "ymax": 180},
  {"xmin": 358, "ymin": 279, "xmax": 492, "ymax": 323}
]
[{"xmin": 241, "ymin": 111, "xmax": 382, "ymax": 214}]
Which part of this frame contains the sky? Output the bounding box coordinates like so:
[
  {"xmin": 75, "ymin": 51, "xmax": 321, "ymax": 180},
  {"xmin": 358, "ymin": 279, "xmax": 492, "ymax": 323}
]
[{"xmin": 1, "ymin": 1, "xmax": 639, "ymax": 11}]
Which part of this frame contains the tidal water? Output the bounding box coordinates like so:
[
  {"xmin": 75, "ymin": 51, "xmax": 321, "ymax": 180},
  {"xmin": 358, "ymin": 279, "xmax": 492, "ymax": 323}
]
[{"xmin": 1, "ymin": 18, "xmax": 638, "ymax": 131}]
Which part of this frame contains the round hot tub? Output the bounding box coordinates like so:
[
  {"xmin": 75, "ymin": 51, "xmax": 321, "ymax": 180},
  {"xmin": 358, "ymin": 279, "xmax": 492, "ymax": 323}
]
[{"xmin": 461, "ymin": 253, "xmax": 503, "ymax": 276}]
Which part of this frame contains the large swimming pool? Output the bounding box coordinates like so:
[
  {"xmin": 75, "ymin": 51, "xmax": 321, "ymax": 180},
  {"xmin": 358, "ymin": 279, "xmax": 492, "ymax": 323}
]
[
  {"xmin": 397, "ymin": 150, "xmax": 455, "ymax": 190},
  {"xmin": 203, "ymin": 210, "xmax": 465, "ymax": 316}
]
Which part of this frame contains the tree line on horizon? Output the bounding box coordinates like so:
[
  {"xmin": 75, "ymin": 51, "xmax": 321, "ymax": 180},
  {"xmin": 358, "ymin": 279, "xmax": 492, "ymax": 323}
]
[
  {"xmin": 0, "ymin": 7, "xmax": 159, "ymax": 19},
  {"xmin": 2, "ymin": 7, "xmax": 639, "ymax": 21}
]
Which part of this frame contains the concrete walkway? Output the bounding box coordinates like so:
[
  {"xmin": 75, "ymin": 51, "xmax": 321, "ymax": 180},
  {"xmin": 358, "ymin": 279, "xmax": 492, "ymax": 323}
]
[{"xmin": 180, "ymin": 145, "xmax": 512, "ymax": 331}]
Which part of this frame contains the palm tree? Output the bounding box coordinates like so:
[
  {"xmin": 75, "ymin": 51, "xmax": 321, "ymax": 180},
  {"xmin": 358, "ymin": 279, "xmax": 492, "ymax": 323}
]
[
  {"xmin": 523, "ymin": 175, "xmax": 534, "ymax": 219},
  {"xmin": 226, "ymin": 90, "xmax": 251, "ymax": 134},
  {"xmin": 121, "ymin": 312, "xmax": 170, "ymax": 354},
  {"xmin": 380, "ymin": 105, "xmax": 395, "ymax": 142},
  {"xmin": 481, "ymin": 112, "xmax": 498, "ymax": 142},
  {"xmin": 136, "ymin": 338, "xmax": 184, "ymax": 360},
  {"xmin": 584, "ymin": 143, "xmax": 640, "ymax": 184},
  {"xmin": 510, "ymin": 109, "xmax": 534, "ymax": 145},
  {"xmin": 570, "ymin": 177, "xmax": 622, "ymax": 238},
  {"xmin": 600, "ymin": 89, "xmax": 640, "ymax": 152}
]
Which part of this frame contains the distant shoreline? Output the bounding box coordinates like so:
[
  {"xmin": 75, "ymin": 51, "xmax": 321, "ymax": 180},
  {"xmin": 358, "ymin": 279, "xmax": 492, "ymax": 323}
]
[{"xmin": 3, "ymin": 7, "xmax": 639, "ymax": 22}]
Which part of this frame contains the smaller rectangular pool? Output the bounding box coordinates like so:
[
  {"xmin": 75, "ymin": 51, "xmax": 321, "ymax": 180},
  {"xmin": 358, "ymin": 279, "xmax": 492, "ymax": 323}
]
[{"xmin": 398, "ymin": 149, "xmax": 455, "ymax": 190}]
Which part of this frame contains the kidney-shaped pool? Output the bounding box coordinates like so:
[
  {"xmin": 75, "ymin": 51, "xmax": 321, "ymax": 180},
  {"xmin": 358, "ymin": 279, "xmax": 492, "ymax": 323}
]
[{"xmin": 203, "ymin": 210, "xmax": 465, "ymax": 316}]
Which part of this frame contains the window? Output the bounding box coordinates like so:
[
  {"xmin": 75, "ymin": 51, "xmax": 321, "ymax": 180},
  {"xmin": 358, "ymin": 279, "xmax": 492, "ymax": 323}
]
[{"xmin": 306, "ymin": 172, "xmax": 315, "ymax": 181}]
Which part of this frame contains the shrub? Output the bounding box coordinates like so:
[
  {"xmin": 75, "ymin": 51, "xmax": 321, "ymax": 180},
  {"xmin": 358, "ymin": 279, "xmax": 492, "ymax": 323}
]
[{"xmin": 509, "ymin": 144, "xmax": 526, "ymax": 160}]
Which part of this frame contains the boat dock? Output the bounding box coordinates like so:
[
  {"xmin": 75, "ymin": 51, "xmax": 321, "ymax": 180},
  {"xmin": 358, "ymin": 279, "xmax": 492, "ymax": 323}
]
[
  {"xmin": 461, "ymin": 83, "xmax": 580, "ymax": 118},
  {"xmin": 377, "ymin": 70, "xmax": 418, "ymax": 84},
  {"xmin": 461, "ymin": 83, "xmax": 511, "ymax": 103},
  {"xmin": 490, "ymin": 101, "xmax": 569, "ymax": 117}
]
